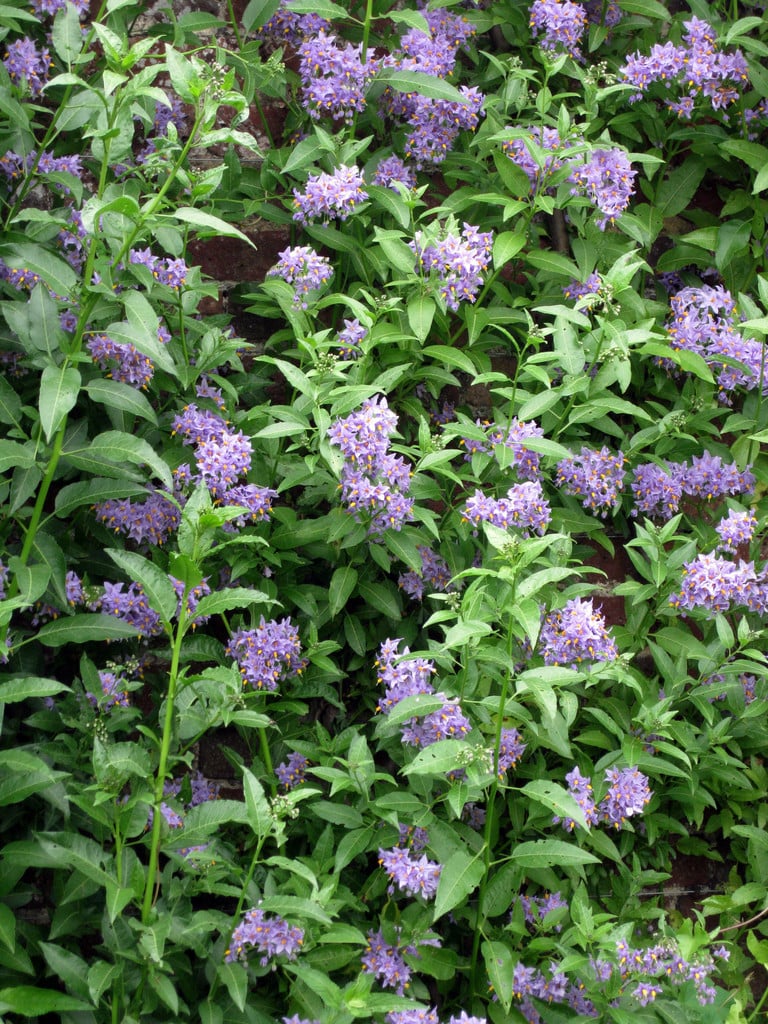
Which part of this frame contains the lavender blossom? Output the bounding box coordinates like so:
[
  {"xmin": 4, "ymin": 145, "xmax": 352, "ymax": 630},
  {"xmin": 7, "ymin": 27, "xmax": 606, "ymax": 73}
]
[
  {"xmin": 631, "ymin": 461, "xmax": 684, "ymax": 519},
  {"xmin": 267, "ymin": 245, "xmax": 333, "ymax": 308},
  {"xmin": 298, "ymin": 31, "xmax": 376, "ymax": 122},
  {"xmin": 275, "ymin": 752, "xmax": 308, "ymax": 790},
  {"xmin": 398, "ymin": 545, "xmax": 453, "ymax": 602},
  {"xmin": 225, "ymin": 907, "xmax": 304, "ymax": 965},
  {"xmin": 462, "ymin": 481, "xmax": 551, "ymax": 536},
  {"xmin": 400, "ymin": 697, "xmax": 471, "ymax": 746},
  {"xmin": 94, "ymin": 492, "xmax": 181, "ymax": 547},
  {"xmin": 336, "ymin": 317, "xmax": 367, "ymax": 360},
  {"xmin": 361, "ymin": 931, "xmax": 412, "ymax": 994},
  {"xmin": 556, "ymin": 446, "xmax": 626, "ymax": 516},
  {"xmin": 96, "ymin": 671, "xmax": 130, "ymax": 711},
  {"xmin": 412, "ymin": 222, "xmax": 492, "ymax": 311},
  {"xmin": 227, "ymin": 617, "xmax": 307, "ymax": 692},
  {"xmin": 496, "ymin": 727, "xmax": 527, "ymax": 776},
  {"xmin": 554, "ymin": 765, "xmax": 599, "ymax": 830},
  {"xmin": 378, "ymin": 846, "xmax": 442, "ymax": 900},
  {"xmin": 3, "ymin": 38, "xmax": 51, "ymax": 96},
  {"xmin": 502, "ymin": 125, "xmax": 572, "ymax": 192},
  {"xmin": 529, "ymin": 0, "xmax": 587, "ymax": 60},
  {"xmin": 598, "ymin": 766, "xmax": 652, "ymax": 828},
  {"xmin": 373, "ymin": 155, "xmax": 416, "ymax": 191},
  {"xmin": 93, "ymin": 581, "xmax": 162, "ymax": 638},
  {"xmin": 293, "ymin": 165, "xmax": 368, "ymax": 224},
  {"xmin": 375, "ymin": 639, "xmax": 437, "ymax": 714},
  {"xmin": 669, "ymin": 553, "xmax": 768, "ymax": 615},
  {"xmin": 540, "ymin": 598, "xmax": 618, "ymax": 668},
  {"xmin": 568, "ymin": 148, "xmax": 636, "ymax": 229},
  {"xmin": 716, "ymin": 509, "xmax": 757, "ymax": 553}
]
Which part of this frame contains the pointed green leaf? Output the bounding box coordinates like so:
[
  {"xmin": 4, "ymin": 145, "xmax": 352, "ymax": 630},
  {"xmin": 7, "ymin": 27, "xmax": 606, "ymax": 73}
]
[
  {"xmin": 433, "ymin": 848, "xmax": 484, "ymax": 921},
  {"xmin": 242, "ymin": 767, "xmax": 272, "ymax": 841},
  {"xmin": 107, "ymin": 549, "xmax": 176, "ymax": 624},
  {"xmin": 0, "ymin": 987, "xmax": 91, "ymax": 1015},
  {"xmin": 35, "ymin": 613, "xmax": 140, "ymax": 646},
  {"xmin": 329, "ymin": 565, "xmax": 358, "ymax": 618},
  {"xmin": 510, "ymin": 839, "xmax": 600, "ymax": 868}
]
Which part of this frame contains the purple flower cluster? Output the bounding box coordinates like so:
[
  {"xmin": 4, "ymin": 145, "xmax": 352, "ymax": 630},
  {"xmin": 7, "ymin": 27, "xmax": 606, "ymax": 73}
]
[
  {"xmin": 665, "ymin": 285, "xmax": 765, "ymax": 401},
  {"xmin": 615, "ymin": 937, "xmax": 728, "ymax": 1006},
  {"xmin": 539, "ymin": 598, "xmax": 618, "ymax": 668},
  {"xmin": 411, "ymin": 223, "xmax": 492, "ymax": 311},
  {"xmin": 226, "ymin": 617, "xmax": 306, "ymax": 692},
  {"xmin": 3, "ymin": 37, "xmax": 51, "ymax": 96},
  {"xmin": 91, "ymin": 581, "xmax": 163, "ymax": 638},
  {"xmin": 328, "ymin": 396, "xmax": 414, "ymax": 534},
  {"xmin": 496, "ymin": 727, "xmax": 527, "ymax": 777},
  {"xmin": 631, "ymin": 454, "xmax": 754, "ymax": 520},
  {"xmin": 361, "ymin": 930, "xmax": 412, "ymax": 994},
  {"xmin": 373, "ymin": 155, "xmax": 417, "ymax": 191},
  {"xmin": 336, "ymin": 317, "xmax": 367, "ymax": 360},
  {"xmin": 568, "ymin": 148, "xmax": 636, "ymax": 229},
  {"xmin": 621, "ymin": 16, "xmax": 748, "ymax": 115},
  {"xmin": 94, "ymin": 670, "xmax": 130, "ymax": 711},
  {"xmin": 275, "ymin": 752, "xmax": 308, "ymax": 790},
  {"xmin": 225, "ymin": 907, "xmax": 304, "ymax": 965},
  {"xmin": 298, "ymin": 31, "xmax": 376, "ymax": 122},
  {"xmin": 267, "ymin": 245, "xmax": 333, "ymax": 308},
  {"xmin": 556, "ymin": 446, "xmax": 626, "ymax": 517},
  {"xmin": 460, "ymin": 417, "xmax": 544, "ymax": 480},
  {"xmin": 502, "ymin": 127, "xmax": 573, "ymax": 192},
  {"xmin": 128, "ymin": 248, "xmax": 189, "ymax": 289},
  {"xmin": 462, "ymin": 482, "xmax": 551, "ymax": 537},
  {"xmin": 31, "ymin": 0, "xmax": 88, "ymax": 14},
  {"xmin": 87, "ymin": 326, "xmax": 171, "ymax": 390},
  {"xmin": 258, "ymin": 0, "xmax": 329, "ymax": 45},
  {"xmin": 514, "ymin": 891, "xmax": 568, "ymax": 930},
  {"xmin": 401, "ymin": 698, "xmax": 471, "ymax": 748},
  {"xmin": 556, "ymin": 765, "xmax": 651, "ymax": 831},
  {"xmin": 529, "ymin": 0, "xmax": 587, "ymax": 60},
  {"xmin": 293, "ymin": 165, "xmax": 368, "ymax": 224},
  {"xmin": 378, "ymin": 846, "xmax": 442, "ymax": 900},
  {"xmin": 563, "ymin": 272, "xmax": 602, "ymax": 307},
  {"xmin": 507, "ymin": 959, "xmax": 597, "ymax": 1019},
  {"xmin": 716, "ymin": 509, "xmax": 756, "ymax": 553},
  {"xmin": 398, "ymin": 824, "xmax": 429, "ymax": 852},
  {"xmin": 0, "ymin": 150, "xmax": 83, "ymax": 190},
  {"xmin": 398, "ymin": 545, "xmax": 453, "ymax": 602},
  {"xmin": 94, "ymin": 492, "xmax": 181, "ymax": 547},
  {"xmin": 669, "ymin": 553, "xmax": 768, "ymax": 615}
]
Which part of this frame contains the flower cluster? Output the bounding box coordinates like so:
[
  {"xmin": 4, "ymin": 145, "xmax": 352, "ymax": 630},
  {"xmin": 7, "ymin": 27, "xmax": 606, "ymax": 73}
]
[
  {"xmin": 275, "ymin": 752, "xmax": 308, "ymax": 790},
  {"xmin": 556, "ymin": 446, "xmax": 626, "ymax": 516},
  {"xmin": 716, "ymin": 509, "xmax": 756, "ymax": 554},
  {"xmin": 664, "ymin": 285, "xmax": 765, "ymax": 401},
  {"xmin": 539, "ymin": 598, "xmax": 618, "ymax": 668},
  {"xmin": 128, "ymin": 248, "xmax": 189, "ymax": 289},
  {"xmin": 556, "ymin": 765, "xmax": 652, "ymax": 830},
  {"xmin": 31, "ymin": 0, "xmax": 88, "ymax": 15},
  {"xmin": 225, "ymin": 907, "xmax": 304, "ymax": 966},
  {"xmin": 669, "ymin": 553, "xmax": 768, "ymax": 615},
  {"xmin": 563, "ymin": 272, "xmax": 603, "ymax": 307},
  {"xmin": 298, "ymin": 31, "xmax": 376, "ymax": 122},
  {"xmin": 87, "ymin": 326, "xmax": 170, "ymax": 390},
  {"xmin": 93, "ymin": 670, "xmax": 130, "ymax": 711},
  {"xmin": 411, "ymin": 223, "xmax": 492, "ymax": 311},
  {"xmin": 568, "ymin": 148, "xmax": 636, "ymax": 229},
  {"xmin": 373, "ymin": 155, "xmax": 417, "ymax": 191},
  {"xmin": 463, "ymin": 482, "xmax": 551, "ymax": 535},
  {"xmin": 514, "ymin": 891, "xmax": 568, "ymax": 931},
  {"xmin": 259, "ymin": 0, "xmax": 329, "ymax": 45},
  {"xmin": 615, "ymin": 937, "xmax": 729, "ymax": 1006},
  {"xmin": 328, "ymin": 396, "xmax": 414, "ymax": 534},
  {"xmin": 3, "ymin": 37, "xmax": 51, "ymax": 96},
  {"xmin": 496, "ymin": 727, "xmax": 527, "ymax": 777},
  {"xmin": 620, "ymin": 16, "xmax": 749, "ymax": 115},
  {"xmin": 529, "ymin": 0, "xmax": 588, "ymax": 60},
  {"xmin": 336, "ymin": 317, "xmax": 367, "ymax": 360},
  {"xmin": 398, "ymin": 545, "xmax": 454, "ymax": 602},
  {"xmin": 293, "ymin": 164, "xmax": 368, "ymax": 224},
  {"xmin": 94, "ymin": 491, "xmax": 181, "ymax": 547},
  {"xmin": 361, "ymin": 930, "xmax": 412, "ymax": 994},
  {"xmin": 91, "ymin": 581, "xmax": 163, "ymax": 638},
  {"xmin": 631, "ymin": 454, "xmax": 754, "ymax": 519},
  {"xmin": 0, "ymin": 149, "xmax": 83, "ymax": 190},
  {"xmin": 460, "ymin": 417, "xmax": 544, "ymax": 480},
  {"xmin": 267, "ymin": 245, "xmax": 333, "ymax": 308},
  {"xmin": 226, "ymin": 617, "xmax": 306, "ymax": 692},
  {"xmin": 502, "ymin": 126, "xmax": 573, "ymax": 192},
  {"xmin": 378, "ymin": 846, "xmax": 442, "ymax": 900}
]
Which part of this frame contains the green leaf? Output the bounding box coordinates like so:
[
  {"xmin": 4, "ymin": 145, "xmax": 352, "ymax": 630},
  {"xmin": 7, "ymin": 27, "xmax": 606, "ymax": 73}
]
[
  {"xmin": 0, "ymin": 987, "xmax": 91, "ymax": 1015},
  {"xmin": 55, "ymin": 479, "xmax": 148, "ymax": 517},
  {"xmin": 64, "ymin": 430, "xmax": 173, "ymax": 488},
  {"xmin": 107, "ymin": 549, "xmax": 176, "ymax": 625},
  {"xmin": 191, "ymin": 587, "xmax": 273, "ymax": 622},
  {"xmin": 357, "ymin": 580, "xmax": 402, "ymax": 621},
  {"xmin": 0, "ymin": 244, "xmax": 77, "ymax": 298},
  {"xmin": 483, "ymin": 940, "xmax": 515, "ymax": 1009},
  {"xmin": 0, "ymin": 905, "xmax": 15, "ymax": 953},
  {"xmin": 421, "ymin": 345, "xmax": 478, "ymax": 376},
  {"xmin": 493, "ymin": 230, "xmax": 526, "ymax": 269},
  {"xmin": 522, "ymin": 780, "xmax": 589, "ymax": 830},
  {"xmin": 720, "ymin": 139, "xmax": 768, "ymax": 173},
  {"xmin": 87, "ymin": 961, "xmax": 121, "ymax": 1006},
  {"xmin": 164, "ymin": 44, "xmax": 200, "ymax": 102},
  {"xmin": 0, "ymin": 376, "xmax": 21, "ymax": 426},
  {"xmin": 84, "ymin": 378, "xmax": 158, "ymax": 425},
  {"xmin": 217, "ymin": 962, "xmax": 247, "ymax": 1012},
  {"xmin": 171, "ymin": 207, "xmax": 257, "ymax": 246},
  {"xmin": 753, "ymin": 163, "xmax": 768, "ymax": 195},
  {"xmin": 525, "ymin": 249, "xmax": 580, "ymax": 278},
  {"xmin": 35, "ymin": 613, "xmax": 140, "ymax": 646},
  {"xmin": 0, "ymin": 677, "xmax": 69, "ymax": 703},
  {"xmin": 175, "ymin": 799, "xmax": 249, "ymax": 847},
  {"xmin": 407, "ymin": 294, "xmax": 435, "ymax": 342},
  {"xmin": 655, "ymin": 158, "xmax": 706, "ymax": 219},
  {"xmin": 328, "ymin": 565, "xmax": 358, "ymax": 619},
  {"xmin": 616, "ymin": 0, "xmax": 670, "ymax": 16},
  {"xmin": 310, "ymin": 800, "xmax": 363, "ymax": 829},
  {"xmin": 242, "ymin": 767, "xmax": 273, "ymax": 841},
  {"xmin": 377, "ymin": 68, "xmax": 466, "ymax": 104},
  {"xmin": 433, "ymin": 848, "xmax": 484, "ymax": 921},
  {"xmin": 52, "ymin": 2, "xmax": 83, "ymax": 64},
  {"xmin": 39, "ymin": 365, "xmax": 80, "ymax": 443},
  {"xmin": 285, "ymin": 0, "xmax": 346, "ymax": 16},
  {"xmin": 403, "ymin": 739, "xmax": 474, "ymax": 777},
  {"xmin": 0, "ymin": 440, "xmax": 35, "ymax": 474},
  {"xmin": 510, "ymin": 839, "xmax": 600, "ymax": 868}
]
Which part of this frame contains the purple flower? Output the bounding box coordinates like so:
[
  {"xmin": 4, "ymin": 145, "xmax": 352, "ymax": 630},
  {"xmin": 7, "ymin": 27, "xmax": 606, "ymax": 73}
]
[
  {"xmin": 171, "ymin": 404, "xmax": 230, "ymax": 445},
  {"xmin": 227, "ymin": 617, "xmax": 306, "ymax": 692},
  {"xmin": 386, "ymin": 1010, "xmax": 438, "ymax": 1024},
  {"xmin": 540, "ymin": 598, "xmax": 618, "ymax": 668},
  {"xmin": 502, "ymin": 126, "xmax": 573, "ymax": 193},
  {"xmin": 267, "ymin": 245, "xmax": 333, "ymax": 308},
  {"xmin": 298, "ymin": 31, "xmax": 376, "ymax": 122},
  {"xmin": 275, "ymin": 752, "xmax": 308, "ymax": 790},
  {"xmin": 225, "ymin": 907, "xmax": 304, "ymax": 965},
  {"xmin": 65, "ymin": 571, "xmax": 84, "ymax": 607},
  {"xmin": 375, "ymin": 639, "xmax": 437, "ymax": 713},
  {"xmin": 361, "ymin": 931, "xmax": 411, "ymax": 994},
  {"xmin": 259, "ymin": 0, "xmax": 330, "ymax": 44},
  {"xmin": 529, "ymin": 0, "xmax": 587, "ymax": 59},
  {"xmin": 398, "ymin": 545, "xmax": 453, "ymax": 602},
  {"xmin": 563, "ymin": 272, "xmax": 602, "ymax": 307},
  {"xmin": 336, "ymin": 317, "xmax": 367, "ymax": 360},
  {"xmin": 462, "ymin": 481, "xmax": 551, "ymax": 536},
  {"xmin": 92, "ymin": 581, "xmax": 163, "ymax": 637},
  {"xmin": 0, "ymin": 561, "xmax": 8, "ymax": 601},
  {"xmin": 716, "ymin": 509, "xmax": 756, "ymax": 553},
  {"xmin": 94, "ymin": 492, "xmax": 181, "ymax": 547},
  {"xmin": 555, "ymin": 765, "xmax": 599, "ymax": 830},
  {"xmin": 31, "ymin": 0, "xmax": 88, "ymax": 14},
  {"xmin": 412, "ymin": 222, "xmax": 492, "ymax": 311},
  {"xmin": 398, "ymin": 824, "xmax": 429, "ymax": 852},
  {"xmin": 87, "ymin": 333, "xmax": 156, "ymax": 389},
  {"xmin": 633, "ymin": 983, "xmax": 662, "ymax": 1007},
  {"xmin": 293, "ymin": 165, "xmax": 368, "ymax": 224},
  {"xmin": 556, "ymin": 446, "xmax": 626, "ymax": 516},
  {"xmin": 631, "ymin": 461, "xmax": 684, "ymax": 519},
  {"xmin": 402, "ymin": 88, "xmax": 485, "ymax": 168},
  {"xmin": 497, "ymin": 727, "xmax": 526, "ymax": 776},
  {"xmin": 194, "ymin": 430, "xmax": 252, "ymax": 496},
  {"xmin": 669, "ymin": 553, "xmax": 768, "ymax": 615},
  {"xmin": 378, "ymin": 846, "xmax": 442, "ymax": 899},
  {"xmin": 401, "ymin": 696, "xmax": 471, "ymax": 747},
  {"xmin": 568, "ymin": 148, "xmax": 636, "ymax": 229},
  {"xmin": 514, "ymin": 891, "xmax": 568, "ymax": 930},
  {"xmin": 373, "ymin": 155, "xmax": 416, "ymax": 191},
  {"xmin": 3, "ymin": 38, "xmax": 51, "ymax": 96},
  {"xmin": 598, "ymin": 766, "xmax": 652, "ymax": 828},
  {"xmin": 219, "ymin": 484, "xmax": 278, "ymax": 528},
  {"xmin": 96, "ymin": 671, "xmax": 130, "ymax": 711}
]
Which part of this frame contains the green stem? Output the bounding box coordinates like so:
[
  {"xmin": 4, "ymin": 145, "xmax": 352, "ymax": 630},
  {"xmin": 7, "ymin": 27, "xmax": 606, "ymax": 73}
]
[
  {"xmin": 360, "ymin": 0, "xmax": 375, "ymax": 65},
  {"xmin": 226, "ymin": 0, "xmax": 243, "ymax": 49},
  {"xmin": 141, "ymin": 610, "xmax": 187, "ymax": 924}
]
